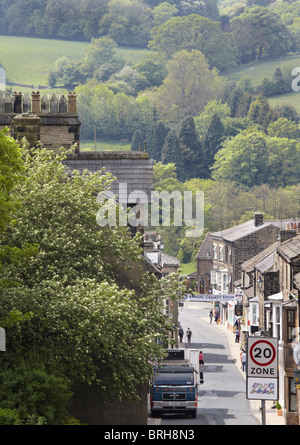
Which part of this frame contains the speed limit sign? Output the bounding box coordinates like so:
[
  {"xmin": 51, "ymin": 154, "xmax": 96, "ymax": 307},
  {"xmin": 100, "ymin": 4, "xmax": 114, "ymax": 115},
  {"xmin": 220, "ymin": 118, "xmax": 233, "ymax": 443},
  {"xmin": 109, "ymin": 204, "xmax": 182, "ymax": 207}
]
[{"xmin": 247, "ymin": 337, "xmax": 278, "ymax": 378}]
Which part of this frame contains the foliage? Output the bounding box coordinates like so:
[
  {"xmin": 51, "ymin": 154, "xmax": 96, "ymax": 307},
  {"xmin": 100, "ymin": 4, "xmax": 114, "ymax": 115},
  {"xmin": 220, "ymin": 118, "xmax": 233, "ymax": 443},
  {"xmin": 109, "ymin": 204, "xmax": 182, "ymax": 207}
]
[
  {"xmin": 149, "ymin": 14, "xmax": 237, "ymax": 71},
  {"xmin": 0, "ymin": 359, "xmax": 71, "ymax": 425},
  {"xmin": 0, "ymin": 128, "xmax": 24, "ymax": 230},
  {"xmin": 131, "ymin": 129, "xmax": 144, "ymax": 151},
  {"xmin": 161, "ymin": 130, "xmax": 185, "ymax": 181},
  {"xmin": 0, "ymin": 408, "xmax": 21, "ymax": 425},
  {"xmin": 76, "ymin": 81, "xmax": 154, "ymax": 138},
  {"xmin": 151, "ymin": 49, "xmax": 223, "ymax": 125},
  {"xmin": 230, "ymin": 6, "xmax": 291, "ymax": 62},
  {"xmin": 178, "ymin": 115, "xmax": 205, "ymax": 180},
  {"xmin": 211, "ymin": 129, "xmax": 300, "ymax": 188},
  {"xmin": 0, "ymin": 140, "xmax": 183, "ymax": 421}
]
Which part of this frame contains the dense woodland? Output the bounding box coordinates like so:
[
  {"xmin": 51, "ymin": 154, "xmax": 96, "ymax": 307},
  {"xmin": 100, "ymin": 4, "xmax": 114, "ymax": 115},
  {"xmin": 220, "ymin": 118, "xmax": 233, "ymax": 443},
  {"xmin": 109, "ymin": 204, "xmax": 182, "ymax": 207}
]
[{"xmin": 0, "ymin": 0, "xmax": 299, "ymax": 248}]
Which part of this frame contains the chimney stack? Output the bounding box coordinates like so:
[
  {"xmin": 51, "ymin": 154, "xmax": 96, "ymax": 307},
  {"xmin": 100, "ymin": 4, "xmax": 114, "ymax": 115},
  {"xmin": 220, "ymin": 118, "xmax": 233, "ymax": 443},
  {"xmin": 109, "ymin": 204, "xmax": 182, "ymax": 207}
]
[{"xmin": 254, "ymin": 212, "xmax": 264, "ymax": 227}]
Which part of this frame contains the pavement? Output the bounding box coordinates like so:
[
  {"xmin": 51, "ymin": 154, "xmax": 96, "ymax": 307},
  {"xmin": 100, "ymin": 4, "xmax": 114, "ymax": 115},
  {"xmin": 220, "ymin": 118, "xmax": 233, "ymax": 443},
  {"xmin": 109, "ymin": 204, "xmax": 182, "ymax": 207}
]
[
  {"xmin": 148, "ymin": 314, "xmax": 285, "ymax": 426},
  {"xmin": 206, "ymin": 317, "xmax": 285, "ymax": 426}
]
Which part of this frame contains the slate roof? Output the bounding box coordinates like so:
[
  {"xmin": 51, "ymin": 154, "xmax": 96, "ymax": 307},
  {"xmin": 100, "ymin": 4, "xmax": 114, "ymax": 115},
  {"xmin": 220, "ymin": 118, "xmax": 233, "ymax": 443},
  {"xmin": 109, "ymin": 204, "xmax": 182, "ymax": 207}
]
[
  {"xmin": 255, "ymin": 251, "xmax": 276, "ymax": 273},
  {"xmin": 277, "ymin": 235, "xmax": 300, "ymax": 261},
  {"xmin": 210, "ymin": 220, "xmax": 276, "ymax": 242}
]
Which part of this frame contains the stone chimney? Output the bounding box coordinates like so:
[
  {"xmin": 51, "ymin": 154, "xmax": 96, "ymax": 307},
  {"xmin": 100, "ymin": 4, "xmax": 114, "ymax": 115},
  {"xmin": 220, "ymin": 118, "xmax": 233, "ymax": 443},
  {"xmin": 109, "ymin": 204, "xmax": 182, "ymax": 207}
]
[
  {"xmin": 254, "ymin": 212, "xmax": 264, "ymax": 227},
  {"xmin": 68, "ymin": 92, "xmax": 77, "ymax": 114},
  {"xmin": 31, "ymin": 91, "xmax": 40, "ymax": 114},
  {"xmin": 13, "ymin": 113, "xmax": 40, "ymax": 148}
]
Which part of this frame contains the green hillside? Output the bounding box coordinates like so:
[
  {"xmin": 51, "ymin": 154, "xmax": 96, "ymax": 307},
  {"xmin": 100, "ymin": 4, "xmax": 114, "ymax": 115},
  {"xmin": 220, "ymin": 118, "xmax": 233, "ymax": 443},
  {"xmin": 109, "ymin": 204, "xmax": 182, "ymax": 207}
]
[
  {"xmin": 0, "ymin": 36, "xmax": 152, "ymax": 91},
  {"xmin": 226, "ymin": 53, "xmax": 300, "ymax": 86}
]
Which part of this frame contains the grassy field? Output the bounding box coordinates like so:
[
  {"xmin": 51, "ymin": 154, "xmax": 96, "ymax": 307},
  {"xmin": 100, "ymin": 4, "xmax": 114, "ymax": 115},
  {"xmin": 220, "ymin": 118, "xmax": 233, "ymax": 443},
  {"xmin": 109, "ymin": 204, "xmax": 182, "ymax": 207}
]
[
  {"xmin": 225, "ymin": 53, "xmax": 300, "ymax": 86},
  {"xmin": 80, "ymin": 138, "xmax": 131, "ymax": 152},
  {"xmin": 268, "ymin": 91, "xmax": 300, "ymax": 114},
  {"xmin": 179, "ymin": 262, "xmax": 197, "ymax": 275},
  {"xmin": 0, "ymin": 36, "xmax": 153, "ymax": 92}
]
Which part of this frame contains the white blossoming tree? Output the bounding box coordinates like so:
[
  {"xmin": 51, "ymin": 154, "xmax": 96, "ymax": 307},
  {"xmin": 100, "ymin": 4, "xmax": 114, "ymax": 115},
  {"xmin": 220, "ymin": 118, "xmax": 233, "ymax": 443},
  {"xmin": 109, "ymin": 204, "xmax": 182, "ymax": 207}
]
[{"xmin": 0, "ymin": 138, "xmax": 182, "ymax": 423}]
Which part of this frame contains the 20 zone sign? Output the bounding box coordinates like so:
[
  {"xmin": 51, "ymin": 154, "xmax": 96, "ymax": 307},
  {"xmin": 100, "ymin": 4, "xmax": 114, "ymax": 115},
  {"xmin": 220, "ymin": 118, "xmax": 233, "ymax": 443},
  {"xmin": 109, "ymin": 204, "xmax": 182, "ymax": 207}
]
[{"xmin": 247, "ymin": 338, "xmax": 278, "ymax": 377}]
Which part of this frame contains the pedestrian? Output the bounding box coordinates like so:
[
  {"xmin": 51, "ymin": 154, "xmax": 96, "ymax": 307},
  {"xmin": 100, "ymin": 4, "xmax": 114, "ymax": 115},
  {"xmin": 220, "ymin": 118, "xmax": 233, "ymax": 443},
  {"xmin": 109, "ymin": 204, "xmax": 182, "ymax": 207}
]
[
  {"xmin": 235, "ymin": 328, "xmax": 240, "ymax": 343},
  {"xmin": 215, "ymin": 310, "xmax": 219, "ymax": 323},
  {"xmin": 241, "ymin": 350, "xmax": 246, "ymax": 372},
  {"xmin": 209, "ymin": 310, "xmax": 213, "ymax": 324},
  {"xmin": 186, "ymin": 327, "xmax": 192, "ymax": 344},
  {"xmin": 178, "ymin": 326, "xmax": 184, "ymax": 343},
  {"xmin": 199, "ymin": 350, "xmax": 204, "ymax": 367}
]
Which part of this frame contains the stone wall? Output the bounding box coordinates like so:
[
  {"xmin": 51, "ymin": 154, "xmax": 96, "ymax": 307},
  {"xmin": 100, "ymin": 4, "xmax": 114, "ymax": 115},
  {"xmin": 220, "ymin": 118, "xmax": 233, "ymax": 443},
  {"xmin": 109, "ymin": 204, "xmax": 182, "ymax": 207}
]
[{"xmin": 233, "ymin": 224, "xmax": 280, "ymax": 283}]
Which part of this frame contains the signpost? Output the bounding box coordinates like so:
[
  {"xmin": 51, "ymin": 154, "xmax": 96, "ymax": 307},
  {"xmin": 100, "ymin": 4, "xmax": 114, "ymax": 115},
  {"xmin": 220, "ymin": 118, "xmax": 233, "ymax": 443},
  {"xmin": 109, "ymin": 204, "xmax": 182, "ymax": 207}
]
[{"xmin": 246, "ymin": 337, "xmax": 278, "ymax": 425}]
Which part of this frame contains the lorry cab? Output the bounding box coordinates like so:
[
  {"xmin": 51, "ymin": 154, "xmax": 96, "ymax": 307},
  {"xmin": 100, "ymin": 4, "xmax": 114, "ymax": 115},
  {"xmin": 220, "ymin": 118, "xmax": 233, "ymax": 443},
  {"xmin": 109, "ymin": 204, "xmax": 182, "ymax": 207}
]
[{"xmin": 150, "ymin": 349, "xmax": 201, "ymax": 418}]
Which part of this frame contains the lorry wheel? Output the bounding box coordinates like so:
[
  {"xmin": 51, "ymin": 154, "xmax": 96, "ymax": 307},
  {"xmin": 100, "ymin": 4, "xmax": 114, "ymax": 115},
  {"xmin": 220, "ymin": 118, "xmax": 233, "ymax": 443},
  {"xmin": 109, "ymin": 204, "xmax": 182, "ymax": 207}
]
[
  {"xmin": 151, "ymin": 411, "xmax": 160, "ymax": 418},
  {"xmin": 190, "ymin": 411, "xmax": 197, "ymax": 418}
]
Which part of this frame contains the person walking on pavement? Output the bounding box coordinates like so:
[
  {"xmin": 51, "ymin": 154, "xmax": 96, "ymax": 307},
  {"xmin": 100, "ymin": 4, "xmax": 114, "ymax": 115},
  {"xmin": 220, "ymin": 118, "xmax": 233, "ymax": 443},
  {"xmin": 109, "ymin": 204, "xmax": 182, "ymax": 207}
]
[
  {"xmin": 235, "ymin": 328, "xmax": 240, "ymax": 343},
  {"xmin": 178, "ymin": 326, "xmax": 184, "ymax": 343},
  {"xmin": 209, "ymin": 310, "xmax": 213, "ymax": 324},
  {"xmin": 199, "ymin": 351, "xmax": 205, "ymax": 367},
  {"xmin": 215, "ymin": 310, "xmax": 220, "ymax": 323},
  {"xmin": 241, "ymin": 350, "xmax": 246, "ymax": 372},
  {"xmin": 186, "ymin": 327, "xmax": 192, "ymax": 344}
]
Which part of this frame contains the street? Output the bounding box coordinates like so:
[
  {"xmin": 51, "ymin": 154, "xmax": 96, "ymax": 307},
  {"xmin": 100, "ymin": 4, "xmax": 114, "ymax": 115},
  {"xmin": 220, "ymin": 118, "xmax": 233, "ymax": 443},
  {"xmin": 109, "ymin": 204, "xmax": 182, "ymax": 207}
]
[{"xmin": 160, "ymin": 302, "xmax": 260, "ymax": 425}]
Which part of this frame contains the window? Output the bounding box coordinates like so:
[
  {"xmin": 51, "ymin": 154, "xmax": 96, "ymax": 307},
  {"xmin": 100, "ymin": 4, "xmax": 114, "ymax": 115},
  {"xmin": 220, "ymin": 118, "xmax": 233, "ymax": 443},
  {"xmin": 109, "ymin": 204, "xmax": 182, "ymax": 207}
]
[
  {"xmin": 217, "ymin": 271, "xmax": 221, "ymax": 287},
  {"xmin": 250, "ymin": 302, "xmax": 259, "ymax": 326},
  {"xmin": 275, "ymin": 306, "xmax": 281, "ymax": 339},
  {"xmin": 211, "ymin": 270, "xmax": 217, "ymax": 284},
  {"xmin": 213, "ymin": 244, "xmax": 217, "ymax": 260},
  {"xmin": 222, "ymin": 273, "xmax": 228, "ymax": 293},
  {"xmin": 219, "ymin": 245, "xmax": 224, "ymax": 261},
  {"xmin": 288, "ymin": 377, "xmax": 297, "ymax": 412},
  {"xmin": 228, "ymin": 247, "xmax": 232, "ymax": 264},
  {"xmin": 287, "ymin": 310, "xmax": 296, "ymax": 343}
]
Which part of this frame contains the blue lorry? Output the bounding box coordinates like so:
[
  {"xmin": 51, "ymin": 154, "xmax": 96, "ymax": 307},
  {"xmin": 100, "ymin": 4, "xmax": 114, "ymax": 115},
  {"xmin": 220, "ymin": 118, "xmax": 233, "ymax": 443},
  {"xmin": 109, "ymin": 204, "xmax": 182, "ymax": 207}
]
[{"xmin": 150, "ymin": 349, "xmax": 202, "ymax": 418}]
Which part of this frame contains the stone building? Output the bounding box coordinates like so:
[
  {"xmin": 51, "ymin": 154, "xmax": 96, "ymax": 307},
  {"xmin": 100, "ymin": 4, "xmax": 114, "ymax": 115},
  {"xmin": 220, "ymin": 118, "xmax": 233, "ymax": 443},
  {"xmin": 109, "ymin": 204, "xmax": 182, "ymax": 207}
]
[
  {"xmin": 196, "ymin": 213, "xmax": 281, "ymax": 298},
  {"xmin": 0, "ymin": 91, "xmax": 80, "ymax": 151},
  {"xmin": 236, "ymin": 227, "xmax": 300, "ymax": 425}
]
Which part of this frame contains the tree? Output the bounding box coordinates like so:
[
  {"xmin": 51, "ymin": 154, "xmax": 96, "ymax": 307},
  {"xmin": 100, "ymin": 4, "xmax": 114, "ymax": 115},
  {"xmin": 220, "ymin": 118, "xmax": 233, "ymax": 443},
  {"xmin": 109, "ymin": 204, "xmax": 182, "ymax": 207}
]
[
  {"xmin": 247, "ymin": 94, "xmax": 274, "ymax": 130},
  {"xmin": 178, "ymin": 116, "xmax": 204, "ymax": 179},
  {"xmin": 211, "ymin": 130, "xmax": 300, "ymax": 188},
  {"xmin": 211, "ymin": 130, "xmax": 270, "ymax": 187},
  {"xmin": 161, "ymin": 130, "xmax": 185, "ymax": 180},
  {"xmin": 0, "ymin": 143, "xmax": 182, "ymax": 418},
  {"xmin": 82, "ymin": 36, "xmax": 119, "ymax": 78},
  {"xmin": 203, "ymin": 114, "xmax": 224, "ymax": 177},
  {"xmin": 147, "ymin": 120, "xmax": 170, "ymax": 162},
  {"xmin": 133, "ymin": 58, "xmax": 167, "ymax": 88},
  {"xmin": 0, "ymin": 129, "xmax": 24, "ymax": 230},
  {"xmin": 231, "ymin": 6, "xmax": 291, "ymax": 62},
  {"xmin": 149, "ymin": 14, "xmax": 237, "ymax": 71},
  {"xmin": 131, "ymin": 129, "xmax": 144, "ymax": 151},
  {"xmin": 152, "ymin": 49, "xmax": 223, "ymax": 125},
  {"xmin": 267, "ymin": 118, "xmax": 300, "ymax": 139}
]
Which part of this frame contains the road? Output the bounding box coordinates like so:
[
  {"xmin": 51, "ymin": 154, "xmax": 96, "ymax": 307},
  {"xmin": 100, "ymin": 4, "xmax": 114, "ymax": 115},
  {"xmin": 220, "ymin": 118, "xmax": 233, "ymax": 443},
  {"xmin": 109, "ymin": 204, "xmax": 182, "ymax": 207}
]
[{"xmin": 161, "ymin": 302, "xmax": 260, "ymax": 425}]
